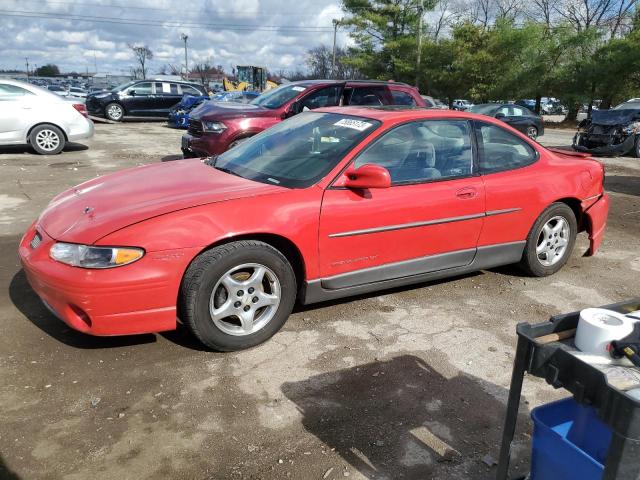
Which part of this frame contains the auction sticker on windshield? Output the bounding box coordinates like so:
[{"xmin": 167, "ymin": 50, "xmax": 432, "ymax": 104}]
[
  {"xmin": 333, "ymin": 118, "xmax": 373, "ymax": 131},
  {"xmin": 292, "ymin": 86, "xmax": 306, "ymax": 92}
]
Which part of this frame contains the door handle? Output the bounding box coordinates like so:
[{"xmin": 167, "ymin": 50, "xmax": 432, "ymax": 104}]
[{"xmin": 456, "ymin": 187, "xmax": 477, "ymax": 199}]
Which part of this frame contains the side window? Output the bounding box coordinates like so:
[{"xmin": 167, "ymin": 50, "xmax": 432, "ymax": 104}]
[
  {"xmin": 154, "ymin": 82, "xmax": 163, "ymax": 93},
  {"xmin": 299, "ymin": 85, "xmax": 341, "ymax": 110},
  {"xmin": 476, "ymin": 122, "xmax": 537, "ymax": 174},
  {"xmin": 497, "ymin": 106, "xmax": 510, "ymax": 116},
  {"xmin": 181, "ymin": 85, "xmax": 201, "ymax": 95},
  {"xmin": 511, "ymin": 106, "xmax": 526, "ymax": 116},
  {"xmin": 391, "ymin": 90, "xmax": 417, "ymax": 106},
  {"xmin": 169, "ymin": 83, "xmax": 179, "ymax": 94},
  {"xmin": 349, "ymin": 86, "xmax": 389, "ymax": 106},
  {"xmin": 130, "ymin": 82, "xmax": 152, "ymax": 95},
  {"xmin": 354, "ymin": 120, "xmax": 473, "ymax": 184},
  {"xmin": 0, "ymin": 84, "xmax": 33, "ymax": 99}
]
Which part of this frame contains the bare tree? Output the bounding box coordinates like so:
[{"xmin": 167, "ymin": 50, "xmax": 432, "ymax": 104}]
[
  {"xmin": 554, "ymin": 0, "xmax": 636, "ymax": 33},
  {"xmin": 128, "ymin": 44, "xmax": 153, "ymax": 79},
  {"xmin": 428, "ymin": 0, "xmax": 463, "ymax": 39},
  {"xmin": 496, "ymin": 0, "xmax": 523, "ymax": 21},
  {"xmin": 526, "ymin": 0, "xmax": 555, "ymax": 27}
]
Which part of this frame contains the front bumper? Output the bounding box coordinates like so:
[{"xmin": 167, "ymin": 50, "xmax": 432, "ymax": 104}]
[
  {"xmin": 18, "ymin": 223, "xmax": 192, "ymax": 336},
  {"xmin": 583, "ymin": 193, "xmax": 609, "ymax": 256},
  {"xmin": 573, "ymin": 132, "xmax": 635, "ymax": 156},
  {"xmin": 181, "ymin": 130, "xmax": 231, "ymax": 158}
]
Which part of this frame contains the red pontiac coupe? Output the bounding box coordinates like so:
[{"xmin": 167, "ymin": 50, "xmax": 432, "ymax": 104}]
[{"xmin": 19, "ymin": 107, "xmax": 609, "ymax": 351}]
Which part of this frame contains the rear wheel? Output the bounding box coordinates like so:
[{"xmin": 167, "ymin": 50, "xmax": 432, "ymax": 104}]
[
  {"xmin": 180, "ymin": 240, "xmax": 297, "ymax": 351},
  {"xmin": 105, "ymin": 102, "xmax": 124, "ymax": 122},
  {"xmin": 519, "ymin": 203, "xmax": 577, "ymax": 277},
  {"xmin": 634, "ymin": 135, "xmax": 640, "ymax": 158},
  {"xmin": 29, "ymin": 124, "xmax": 65, "ymax": 155},
  {"xmin": 526, "ymin": 125, "xmax": 538, "ymax": 140}
]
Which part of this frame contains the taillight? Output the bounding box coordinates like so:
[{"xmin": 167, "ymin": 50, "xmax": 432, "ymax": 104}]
[{"xmin": 73, "ymin": 103, "xmax": 88, "ymax": 118}]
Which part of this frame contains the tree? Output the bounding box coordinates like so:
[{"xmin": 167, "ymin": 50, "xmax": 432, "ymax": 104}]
[
  {"xmin": 128, "ymin": 44, "xmax": 153, "ymax": 79},
  {"xmin": 35, "ymin": 64, "xmax": 60, "ymax": 76},
  {"xmin": 306, "ymin": 45, "xmax": 363, "ymax": 79}
]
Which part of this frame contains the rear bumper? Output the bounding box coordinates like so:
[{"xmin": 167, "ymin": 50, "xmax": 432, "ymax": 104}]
[
  {"xmin": 67, "ymin": 118, "xmax": 94, "ymax": 141},
  {"xmin": 18, "ymin": 223, "xmax": 195, "ymax": 336},
  {"xmin": 583, "ymin": 193, "xmax": 609, "ymax": 256}
]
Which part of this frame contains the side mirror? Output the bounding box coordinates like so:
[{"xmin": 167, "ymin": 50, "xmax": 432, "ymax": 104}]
[
  {"xmin": 495, "ymin": 112, "xmax": 506, "ymax": 120},
  {"xmin": 340, "ymin": 164, "xmax": 391, "ymax": 190}
]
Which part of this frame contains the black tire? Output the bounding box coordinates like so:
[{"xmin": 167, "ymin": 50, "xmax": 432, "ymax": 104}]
[
  {"xmin": 526, "ymin": 125, "xmax": 538, "ymax": 140},
  {"xmin": 180, "ymin": 240, "xmax": 297, "ymax": 351},
  {"xmin": 228, "ymin": 136, "xmax": 251, "ymax": 150},
  {"xmin": 634, "ymin": 135, "xmax": 640, "ymax": 158},
  {"xmin": 105, "ymin": 102, "xmax": 124, "ymax": 122},
  {"xmin": 29, "ymin": 124, "xmax": 65, "ymax": 155},
  {"xmin": 519, "ymin": 203, "xmax": 577, "ymax": 277}
]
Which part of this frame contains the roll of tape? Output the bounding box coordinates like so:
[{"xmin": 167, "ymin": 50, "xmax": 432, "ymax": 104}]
[{"xmin": 575, "ymin": 308, "xmax": 637, "ymax": 357}]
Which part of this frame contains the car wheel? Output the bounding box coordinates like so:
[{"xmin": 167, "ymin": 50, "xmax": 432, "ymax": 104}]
[
  {"xmin": 228, "ymin": 136, "xmax": 251, "ymax": 150},
  {"xmin": 634, "ymin": 135, "xmax": 640, "ymax": 158},
  {"xmin": 526, "ymin": 125, "xmax": 538, "ymax": 140},
  {"xmin": 29, "ymin": 124, "xmax": 65, "ymax": 155},
  {"xmin": 105, "ymin": 102, "xmax": 124, "ymax": 122},
  {"xmin": 519, "ymin": 203, "xmax": 577, "ymax": 277},
  {"xmin": 180, "ymin": 240, "xmax": 297, "ymax": 351}
]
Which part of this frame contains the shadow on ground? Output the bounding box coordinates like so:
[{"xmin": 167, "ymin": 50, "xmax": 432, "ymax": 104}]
[
  {"xmin": 282, "ymin": 355, "xmax": 531, "ymax": 479},
  {"xmin": 0, "ymin": 142, "xmax": 88, "ymax": 155},
  {"xmin": 0, "ymin": 454, "xmax": 21, "ymax": 480},
  {"xmin": 605, "ymin": 175, "xmax": 640, "ymax": 197}
]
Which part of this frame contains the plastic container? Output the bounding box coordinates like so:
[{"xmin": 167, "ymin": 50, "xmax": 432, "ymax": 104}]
[{"xmin": 530, "ymin": 398, "xmax": 612, "ymax": 480}]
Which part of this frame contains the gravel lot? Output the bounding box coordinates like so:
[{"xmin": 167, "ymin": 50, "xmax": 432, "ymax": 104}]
[{"xmin": 1, "ymin": 122, "xmax": 639, "ymax": 480}]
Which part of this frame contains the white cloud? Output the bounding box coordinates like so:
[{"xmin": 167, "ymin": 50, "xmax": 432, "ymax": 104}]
[{"xmin": 0, "ymin": 0, "xmax": 350, "ymax": 75}]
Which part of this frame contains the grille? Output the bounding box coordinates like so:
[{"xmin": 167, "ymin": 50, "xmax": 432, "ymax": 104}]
[
  {"xmin": 188, "ymin": 120, "xmax": 204, "ymax": 136},
  {"xmin": 30, "ymin": 231, "xmax": 42, "ymax": 249}
]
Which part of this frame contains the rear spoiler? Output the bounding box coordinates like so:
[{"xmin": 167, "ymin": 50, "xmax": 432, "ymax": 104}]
[{"xmin": 547, "ymin": 147, "xmax": 592, "ymax": 158}]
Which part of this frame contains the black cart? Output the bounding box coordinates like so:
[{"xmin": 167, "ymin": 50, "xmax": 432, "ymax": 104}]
[{"xmin": 496, "ymin": 299, "xmax": 640, "ymax": 480}]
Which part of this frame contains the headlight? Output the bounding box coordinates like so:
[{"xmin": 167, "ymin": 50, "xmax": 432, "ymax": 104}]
[
  {"xmin": 202, "ymin": 121, "xmax": 227, "ymax": 133},
  {"xmin": 50, "ymin": 243, "xmax": 144, "ymax": 268}
]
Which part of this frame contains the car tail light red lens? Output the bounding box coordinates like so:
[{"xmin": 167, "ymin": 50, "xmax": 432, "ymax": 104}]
[{"xmin": 73, "ymin": 103, "xmax": 88, "ymax": 118}]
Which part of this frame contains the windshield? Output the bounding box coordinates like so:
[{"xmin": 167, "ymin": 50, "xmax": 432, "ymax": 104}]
[
  {"xmin": 211, "ymin": 112, "xmax": 381, "ymax": 188},
  {"xmin": 614, "ymin": 101, "xmax": 640, "ymax": 110},
  {"xmin": 250, "ymin": 83, "xmax": 308, "ymax": 109},
  {"xmin": 111, "ymin": 80, "xmax": 136, "ymax": 93},
  {"xmin": 469, "ymin": 104, "xmax": 498, "ymax": 114}
]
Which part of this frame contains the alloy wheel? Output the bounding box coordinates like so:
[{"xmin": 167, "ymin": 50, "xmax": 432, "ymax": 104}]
[
  {"xmin": 536, "ymin": 216, "xmax": 570, "ymax": 267},
  {"xmin": 107, "ymin": 104, "xmax": 123, "ymax": 120},
  {"xmin": 209, "ymin": 263, "xmax": 281, "ymax": 336},
  {"xmin": 35, "ymin": 129, "xmax": 60, "ymax": 152},
  {"xmin": 527, "ymin": 126, "xmax": 538, "ymax": 140}
]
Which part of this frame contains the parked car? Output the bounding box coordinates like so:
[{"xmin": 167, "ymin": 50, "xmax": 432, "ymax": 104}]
[
  {"xmin": 85, "ymin": 79, "xmax": 207, "ymax": 121},
  {"xmin": 46, "ymin": 85, "xmax": 69, "ymax": 97},
  {"xmin": 469, "ymin": 103, "xmax": 544, "ymax": 140},
  {"xmin": 0, "ymin": 79, "xmax": 93, "ymax": 154},
  {"xmin": 452, "ymin": 99, "xmax": 473, "ymax": 111},
  {"xmin": 421, "ymin": 95, "xmax": 448, "ymax": 109},
  {"xmin": 20, "ymin": 107, "xmax": 608, "ymax": 350},
  {"xmin": 168, "ymin": 94, "xmax": 210, "ymax": 129},
  {"xmin": 573, "ymin": 99, "xmax": 640, "ymax": 156},
  {"xmin": 68, "ymin": 87, "xmax": 88, "ymax": 99},
  {"xmin": 182, "ymin": 80, "xmax": 426, "ymax": 157},
  {"xmin": 210, "ymin": 91, "xmax": 260, "ymax": 104}
]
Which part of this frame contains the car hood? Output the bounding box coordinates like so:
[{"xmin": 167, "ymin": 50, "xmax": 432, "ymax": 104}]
[
  {"xmin": 38, "ymin": 159, "xmax": 285, "ymax": 244},
  {"xmin": 590, "ymin": 108, "xmax": 640, "ymax": 125},
  {"xmin": 191, "ymin": 100, "xmax": 279, "ymax": 121}
]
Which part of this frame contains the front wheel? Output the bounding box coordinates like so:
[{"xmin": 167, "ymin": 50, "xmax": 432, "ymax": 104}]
[
  {"xmin": 105, "ymin": 102, "xmax": 124, "ymax": 122},
  {"xmin": 29, "ymin": 124, "xmax": 65, "ymax": 155},
  {"xmin": 634, "ymin": 135, "xmax": 640, "ymax": 158},
  {"xmin": 180, "ymin": 240, "xmax": 297, "ymax": 351},
  {"xmin": 519, "ymin": 203, "xmax": 577, "ymax": 277}
]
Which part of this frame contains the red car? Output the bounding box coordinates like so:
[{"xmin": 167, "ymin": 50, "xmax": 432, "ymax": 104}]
[
  {"xmin": 19, "ymin": 107, "xmax": 609, "ymax": 351},
  {"xmin": 182, "ymin": 80, "xmax": 426, "ymax": 157}
]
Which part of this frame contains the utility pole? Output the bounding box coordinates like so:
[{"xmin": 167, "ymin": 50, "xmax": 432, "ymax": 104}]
[
  {"xmin": 331, "ymin": 19, "xmax": 340, "ymax": 79},
  {"xmin": 415, "ymin": 0, "xmax": 424, "ymax": 88},
  {"xmin": 94, "ymin": 51, "xmax": 98, "ymax": 74},
  {"xmin": 25, "ymin": 57, "xmax": 30, "ymax": 82},
  {"xmin": 181, "ymin": 33, "xmax": 189, "ymax": 80}
]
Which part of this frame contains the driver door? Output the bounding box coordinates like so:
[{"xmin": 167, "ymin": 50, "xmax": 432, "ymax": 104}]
[
  {"xmin": 123, "ymin": 82, "xmax": 153, "ymax": 115},
  {"xmin": 318, "ymin": 119, "xmax": 485, "ymax": 288}
]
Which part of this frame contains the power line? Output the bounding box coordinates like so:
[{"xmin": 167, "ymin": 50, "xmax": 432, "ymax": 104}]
[{"xmin": 0, "ymin": 9, "xmax": 340, "ymax": 32}]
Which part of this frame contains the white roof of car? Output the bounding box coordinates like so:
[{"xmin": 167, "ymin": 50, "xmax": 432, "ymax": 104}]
[{"xmin": 0, "ymin": 78, "xmax": 64, "ymax": 100}]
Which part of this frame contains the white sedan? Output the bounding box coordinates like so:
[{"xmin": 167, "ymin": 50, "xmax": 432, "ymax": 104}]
[{"xmin": 0, "ymin": 79, "xmax": 94, "ymax": 155}]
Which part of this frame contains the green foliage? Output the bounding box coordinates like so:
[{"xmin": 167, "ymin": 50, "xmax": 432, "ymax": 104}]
[{"xmin": 35, "ymin": 64, "xmax": 60, "ymax": 77}]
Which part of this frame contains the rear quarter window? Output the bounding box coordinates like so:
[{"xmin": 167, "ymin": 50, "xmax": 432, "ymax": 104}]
[{"xmin": 391, "ymin": 90, "xmax": 417, "ymax": 106}]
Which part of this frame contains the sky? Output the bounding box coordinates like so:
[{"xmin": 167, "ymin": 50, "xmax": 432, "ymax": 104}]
[{"xmin": 0, "ymin": 0, "xmax": 350, "ymax": 75}]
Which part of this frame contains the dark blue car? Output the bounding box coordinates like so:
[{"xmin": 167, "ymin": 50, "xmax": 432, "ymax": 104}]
[{"xmin": 168, "ymin": 94, "xmax": 210, "ymax": 129}]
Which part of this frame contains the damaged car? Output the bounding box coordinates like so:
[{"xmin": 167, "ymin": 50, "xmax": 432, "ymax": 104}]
[{"xmin": 573, "ymin": 99, "xmax": 640, "ymax": 157}]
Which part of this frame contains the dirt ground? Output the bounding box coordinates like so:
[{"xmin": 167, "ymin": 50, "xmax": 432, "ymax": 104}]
[{"xmin": 1, "ymin": 121, "xmax": 639, "ymax": 480}]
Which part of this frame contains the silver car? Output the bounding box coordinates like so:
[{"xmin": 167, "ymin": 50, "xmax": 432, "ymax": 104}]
[{"xmin": 0, "ymin": 79, "xmax": 94, "ymax": 155}]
